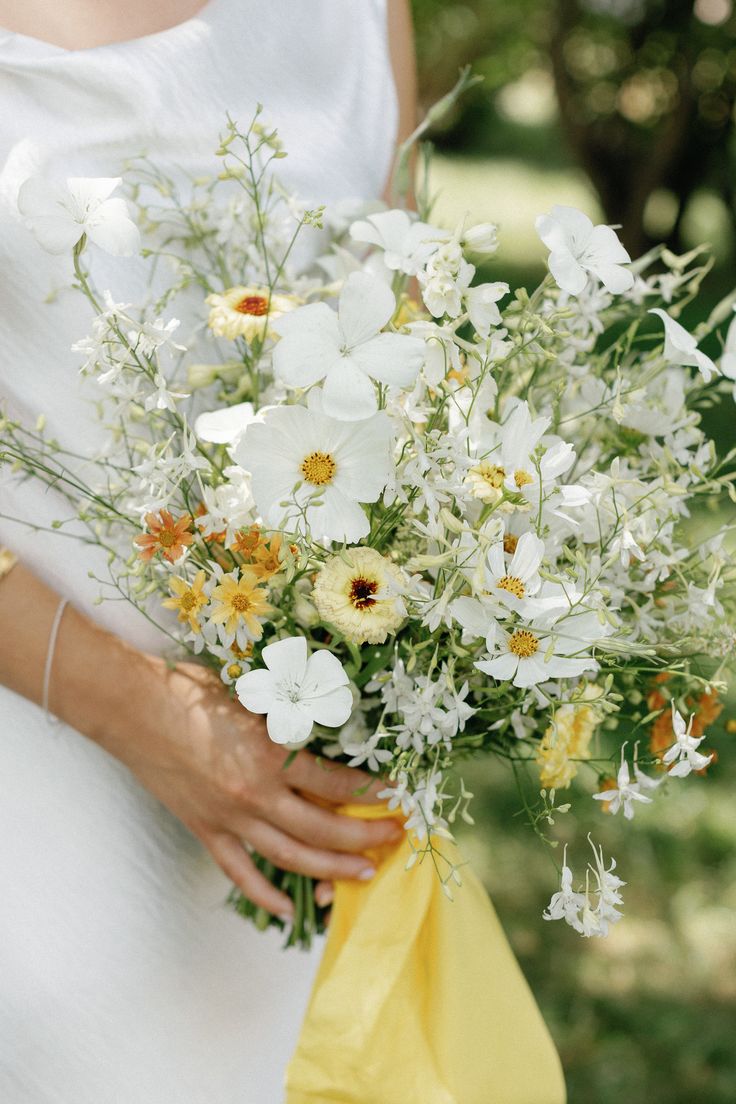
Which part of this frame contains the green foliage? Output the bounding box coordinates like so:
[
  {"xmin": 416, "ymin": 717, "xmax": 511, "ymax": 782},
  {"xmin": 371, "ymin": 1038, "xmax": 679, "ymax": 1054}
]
[{"xmin": 411, "ymin": 0, "xmax": 736, "ymax": 256}]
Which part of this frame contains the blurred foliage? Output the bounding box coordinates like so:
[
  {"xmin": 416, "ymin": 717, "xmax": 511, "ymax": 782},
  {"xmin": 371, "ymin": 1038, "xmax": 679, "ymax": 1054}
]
[
  {"xmin": 411, "ymin": 4, "xmax": 736, "ymax": 1101},
  {"xmin": 411, "ymin": 0, "xmax": 736, "ymax": 256},
  {"xmin": 456, "ymin": 704, "xmax": 736, "ymax": 1104}
]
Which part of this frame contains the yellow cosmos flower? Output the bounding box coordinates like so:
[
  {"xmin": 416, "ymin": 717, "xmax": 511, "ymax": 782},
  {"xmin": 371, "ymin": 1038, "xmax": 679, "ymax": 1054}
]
[
  {"xmin": 313, "ymin": 546, "xmax": 406, "ymax": 645},
  {"xmin": 205, "ymin": 285, "xmax": 295, "ymax": 343},
  {"xmin": 162, "ymin": 569, "xmax": 208, "ymax": 633},
  {"xmin": 209, "ymin": 570, "xmax": 272, "ymax": 639},
  {"xmin": 536, "ymin": 687, "xmax": 602, "ymax": 790}
]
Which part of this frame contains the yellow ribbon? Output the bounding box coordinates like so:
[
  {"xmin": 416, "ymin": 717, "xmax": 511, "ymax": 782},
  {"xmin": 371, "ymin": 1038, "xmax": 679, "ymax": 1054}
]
[{"xmin": 286, "ymin": 804, "xmax": 566, "ymax": 1104}]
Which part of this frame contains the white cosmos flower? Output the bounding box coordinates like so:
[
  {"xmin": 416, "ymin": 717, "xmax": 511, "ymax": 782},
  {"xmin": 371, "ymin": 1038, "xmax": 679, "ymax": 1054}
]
[
  {"xmin": 475, "ymin": 609, "xmax": 605, "ymax": 689},
  {"xmin": 234, "ymin": 403, "xmax": 392, "ymax": 543},
  {"xmin": 484, "ymin": 531, "xmax": 545, "ymax": 613},
  {"xmin": 535, "ymin": 205, "xmax": 633, "ymax": 296},
  {"xmin": 663, "ymin": 706, "xmax": 713, "ymax": 777},
  {"xmin": 649, "ymin": 308, "xmax": 718, "ymax": 383},
  {"xmin": 194, "ymin": 402, "xmax": 256, "ymax": 447},
  {"xmin": 272, "ymin": 271, "xmax": 425, "ymax": 421},
  {"xmin": 236, "ymin": 636, "xmax": 352, "ymax": 745},
  {"xmin": 497, "ymin": 401, "xmax": 575, "ymax": 496},
  {"xmin": 349, "ymin": 209, "xmax": 446, "ymax": 275},
  {"xmin": 18, "ymin": 176, "xmax": 140, "ymax": 256}
]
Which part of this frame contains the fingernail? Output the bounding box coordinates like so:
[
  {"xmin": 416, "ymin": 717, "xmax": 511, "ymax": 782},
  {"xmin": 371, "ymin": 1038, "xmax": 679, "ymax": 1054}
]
[
  {"xmin": 315, "ymin": 886, "xmax": 334, "ymax": 907},
  {"xmin": 278, "ymin": 912, "xmax": 294, "ymax": 924},
  {"xmin": 358, "ymin": 866, "xmax": 376, "ymax": 881}
]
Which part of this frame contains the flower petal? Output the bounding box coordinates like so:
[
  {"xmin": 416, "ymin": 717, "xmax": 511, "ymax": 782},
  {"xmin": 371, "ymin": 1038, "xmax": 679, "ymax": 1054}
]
[
  {"xmin": 272, "ymin": 303, "xmax": 342, "ymax": 388},
  {"xmin": 338, "ymin": 271, "xmax": 396, "ymax": 347},
  {"xmin": 349, "ymin": 332, "xmax": 425, "ymax": 388},
  {"xmin": 307, "ymin": 685, "xmax": 354, "ymax": 728},
  {"xmin": 261, "ymin": 635, "xmax": 309, "ymax": 681},
  {"xmin": 235, "ymin": 668, "xmax": 276, "ymax": 714},
  {"xmin": 321, "ymin": 356, "xmax": 378, "ymax": 421},
  {"xmin": 266, "ymin": 699, "xmax": 314, "ymax": 745},
  {"xmin": 548, "ymin": 249, "xmax": 588, "ymax": 296},
  {"xmin": 85, "ymin": 197, "xmax": 141, "ymax": 256}
]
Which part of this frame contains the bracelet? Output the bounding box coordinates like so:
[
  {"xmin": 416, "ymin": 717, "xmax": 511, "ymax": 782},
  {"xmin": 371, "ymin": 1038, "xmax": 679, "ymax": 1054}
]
[
  {"xmin": 43, "ymin": 597, "xmax": 69, "ymax": 725},
  {"xmin": 0, "ymin": 547, "xmax": 18, "ymax": 582}
]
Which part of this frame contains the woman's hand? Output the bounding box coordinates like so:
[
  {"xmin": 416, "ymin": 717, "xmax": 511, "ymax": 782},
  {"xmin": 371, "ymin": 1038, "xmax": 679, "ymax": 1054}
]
[
  {"xmin": 0, "ymin": 565, "xmax": 400, "ymax": 919},
  {"xmin": 101, "ymin": 659, "xmax": 401, "ymax": 919}
]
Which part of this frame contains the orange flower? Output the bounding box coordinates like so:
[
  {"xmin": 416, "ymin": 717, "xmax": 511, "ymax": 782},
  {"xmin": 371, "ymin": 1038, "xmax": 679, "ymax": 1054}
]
[
  {"xmin": 230, "ymin": 525, "xmax": 264, "ymax": 557},
  {"xmin": 134, "ymin": 510, "xmax": 193, "ymax": 563},
  {"xmin": 230, "ymin": 526, "xmax": 296, "ymax": 580},
  {"xmin": 251, "ymin": 533, "xmax": 296, "ymax": 579}
]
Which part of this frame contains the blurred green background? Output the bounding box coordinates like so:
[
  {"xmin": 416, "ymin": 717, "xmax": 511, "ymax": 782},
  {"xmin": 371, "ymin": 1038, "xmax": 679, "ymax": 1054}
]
[{"xmin": 409, "ymin": 1, "xmax": 736, "ymax": 1101}]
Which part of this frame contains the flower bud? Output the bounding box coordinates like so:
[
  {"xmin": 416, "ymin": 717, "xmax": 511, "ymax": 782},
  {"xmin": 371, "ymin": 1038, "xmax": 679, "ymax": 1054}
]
[{"xmin": 462, "ymin": 222, "xmax": 499, "ymax": 256}]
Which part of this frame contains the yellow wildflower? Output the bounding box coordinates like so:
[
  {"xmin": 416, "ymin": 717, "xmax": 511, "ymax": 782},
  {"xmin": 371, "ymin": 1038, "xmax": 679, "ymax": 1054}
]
[
  {"xmin": 536, "ymin": 687, "xmax": 601, "ymax": 790},
  {"xmin": 162, "ymin": 569, "xmax": 208, "ymax": 633},
  {"xmin": 209, "ymin": 570, "xmax": 272, "ymax": 638}
]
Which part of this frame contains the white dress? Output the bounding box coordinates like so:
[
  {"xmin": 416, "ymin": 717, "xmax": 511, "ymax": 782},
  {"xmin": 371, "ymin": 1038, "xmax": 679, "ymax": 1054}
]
[{"xmin": 0, "ymin": 3, "xmax": 397, "ymax": 1101}]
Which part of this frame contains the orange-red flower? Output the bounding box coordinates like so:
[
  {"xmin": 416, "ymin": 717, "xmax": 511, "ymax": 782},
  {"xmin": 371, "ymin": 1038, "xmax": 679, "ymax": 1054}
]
[{"xmin": 134, "ymin": 509, "xmax": 193, "ymax": 563}]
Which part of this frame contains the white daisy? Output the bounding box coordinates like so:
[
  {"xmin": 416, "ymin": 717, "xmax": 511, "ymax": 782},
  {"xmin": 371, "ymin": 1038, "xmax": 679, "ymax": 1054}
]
[
  {"xmin": 483, "ymin": 531, "xmax": 545, "ymax": 613},
  {"xmin": 272, "ymin": 271, "xmax": 425, "ymax": 420},
  {"xmin": 234, "ymin": 403, "xmax": 393, "ymax": 543},
  {"xmin": 496, "ymin": 401, "xmax": 575, "ymax": 496},
  {"xmin": 475, "ymin": 609, "xmax": 605, "ymax": 689}
]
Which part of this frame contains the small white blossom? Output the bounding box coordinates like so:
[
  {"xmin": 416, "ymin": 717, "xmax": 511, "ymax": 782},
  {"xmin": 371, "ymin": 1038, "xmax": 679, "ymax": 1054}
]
[
  {"xmin": 536, "ymin": 205, "xmax": 633, "ymax": 296},
  {"xmin": 236, "ymin": 636, "xmax": 353, "ymax": 745},
  {"xmin": 663, "ymin": 706, "xmax": 713, "ymax": 777},
  {"xmin": 18, "ymin": 175, "xmax": 140, "ymax": 256}
]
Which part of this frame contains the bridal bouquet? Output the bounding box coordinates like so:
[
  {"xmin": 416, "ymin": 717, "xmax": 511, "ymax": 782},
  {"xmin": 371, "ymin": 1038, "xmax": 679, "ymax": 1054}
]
[{"xmin": 5, "ymin": 107, "xmax": 736, "ymax": 947}]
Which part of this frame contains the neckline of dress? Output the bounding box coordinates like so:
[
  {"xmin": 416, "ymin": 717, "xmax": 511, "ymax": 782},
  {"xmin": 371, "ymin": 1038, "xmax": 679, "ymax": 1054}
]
[{"xmin": 0, "ymin": 0, "xmax": 224, "ymax": 57}]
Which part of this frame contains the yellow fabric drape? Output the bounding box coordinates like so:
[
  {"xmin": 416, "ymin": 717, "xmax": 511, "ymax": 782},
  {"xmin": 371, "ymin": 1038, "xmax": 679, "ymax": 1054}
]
[{"xmin": 286, "ymin": 804, "xmax": 566, "ymax": 1104}]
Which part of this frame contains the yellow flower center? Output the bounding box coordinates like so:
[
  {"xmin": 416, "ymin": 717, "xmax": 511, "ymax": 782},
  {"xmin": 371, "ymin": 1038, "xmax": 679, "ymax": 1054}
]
[
  {"xmin": 477, "ymin": 463, "xmax": 505, "ymax": 489},
  {"xmin": 508, "ymin": 629, "xmax": 539, "ymax": 658},
  {"xmin": 235, "ymin": 294, "xmax": 268, "ymax": 316},
  {"xmin": 158, "ymin": 530, "xmax": 176, "ymax": 547},
  {"xmin": 301, "ymin": 451, "xmax": 337, "ymax": 486},
  {"xmin": 227, "ymin": 662, "xmax": 243, "ymax": 679},
  {"xmin": 503, "ymin": 533, "xmax": 518, "ymax": 555},
  {"xmin": 180, "ymin": 591, "xmax": 197, "ymax": 611},
  {"xmin": 514, "ymin": 469, "xmax": 534, "ymax": 488},
  {"xmin": 497, "ymin": 575, "xmax": 525, "ymax": 599},
  {"xmin": 230, "ymin": 592, "xmax": 254, "ymax": 612},
  {"xmin": 348, "ymin": 575, "xmax": 379, "ymax": 610}
]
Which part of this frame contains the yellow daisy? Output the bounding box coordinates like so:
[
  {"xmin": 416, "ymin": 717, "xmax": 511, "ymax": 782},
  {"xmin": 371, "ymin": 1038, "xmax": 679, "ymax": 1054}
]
[
  {"xmin": 209, "ymin": 569, "xmax": 272, "ymax": 639},
  {"xmin": 162, "ymin": 570, "xmax": 208, "ymax": 633}
]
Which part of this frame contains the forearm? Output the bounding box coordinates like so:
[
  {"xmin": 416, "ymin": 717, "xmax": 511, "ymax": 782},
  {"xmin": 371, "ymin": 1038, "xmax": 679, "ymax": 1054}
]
[{"xmin": 0, "ymin": 558, "xmax": 163, "ymax": 748}]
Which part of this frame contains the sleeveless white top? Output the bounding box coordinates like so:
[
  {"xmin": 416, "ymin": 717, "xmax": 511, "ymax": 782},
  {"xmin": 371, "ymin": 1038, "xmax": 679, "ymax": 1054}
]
[{"xmin": 0, "ymin": 4, "xmax": 397, "ymax": 1101}]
